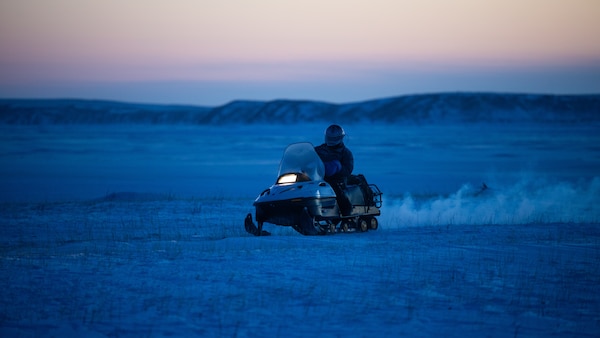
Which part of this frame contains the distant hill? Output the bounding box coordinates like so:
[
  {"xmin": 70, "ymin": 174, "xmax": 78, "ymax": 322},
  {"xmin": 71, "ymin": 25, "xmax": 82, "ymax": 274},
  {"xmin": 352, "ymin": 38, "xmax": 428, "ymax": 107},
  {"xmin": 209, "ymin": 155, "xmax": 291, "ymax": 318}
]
[{"xmin": 1, "ymin": 93, "xmax": 599, "ymax": 125}]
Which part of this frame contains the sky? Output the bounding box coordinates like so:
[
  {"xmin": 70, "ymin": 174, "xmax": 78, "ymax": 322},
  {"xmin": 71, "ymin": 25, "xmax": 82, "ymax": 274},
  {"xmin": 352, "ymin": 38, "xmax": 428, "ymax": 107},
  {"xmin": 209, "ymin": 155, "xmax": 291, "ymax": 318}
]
[{"xmin": 1, "ymin": 0, "xmax": 600, "ymax": 106}]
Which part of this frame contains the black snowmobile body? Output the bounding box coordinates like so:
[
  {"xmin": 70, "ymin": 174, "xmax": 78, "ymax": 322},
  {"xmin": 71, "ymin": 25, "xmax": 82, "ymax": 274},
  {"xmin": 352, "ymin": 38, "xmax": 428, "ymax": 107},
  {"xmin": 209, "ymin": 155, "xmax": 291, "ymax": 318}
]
[{"xmin": 245, "ymin": 142, "xmax": 382, "ymax": 236}]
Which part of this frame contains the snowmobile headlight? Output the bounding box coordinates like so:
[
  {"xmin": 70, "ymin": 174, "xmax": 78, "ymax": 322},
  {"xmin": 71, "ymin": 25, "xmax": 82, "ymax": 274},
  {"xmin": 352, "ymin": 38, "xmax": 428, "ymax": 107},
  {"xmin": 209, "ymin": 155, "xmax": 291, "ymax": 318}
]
[{"xmin": 277, "ymin": 174, "xmax": 297, "ymax": 184}]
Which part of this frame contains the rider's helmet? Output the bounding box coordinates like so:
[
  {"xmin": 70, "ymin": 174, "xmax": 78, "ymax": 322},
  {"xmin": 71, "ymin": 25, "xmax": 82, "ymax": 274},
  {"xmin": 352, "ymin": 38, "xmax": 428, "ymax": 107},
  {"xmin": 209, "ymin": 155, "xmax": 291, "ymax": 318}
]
[{"xmin": 325, "ymin": 124, "xmax": 345, "ymax": 147}]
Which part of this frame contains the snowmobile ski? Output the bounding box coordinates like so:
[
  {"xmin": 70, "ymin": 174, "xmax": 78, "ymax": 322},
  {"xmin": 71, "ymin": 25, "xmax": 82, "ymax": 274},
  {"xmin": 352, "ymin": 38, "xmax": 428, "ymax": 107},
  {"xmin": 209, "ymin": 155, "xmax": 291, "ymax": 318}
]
[{"xmin": 244, "ymin": 213, "xmax": 271, "ymax": 236}]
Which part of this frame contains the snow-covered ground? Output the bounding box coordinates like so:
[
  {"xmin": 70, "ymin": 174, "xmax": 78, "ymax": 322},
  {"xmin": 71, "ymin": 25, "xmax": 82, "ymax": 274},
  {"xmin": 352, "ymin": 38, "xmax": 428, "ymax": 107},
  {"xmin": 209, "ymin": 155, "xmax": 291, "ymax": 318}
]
[{"xmin": 1, "ymin": 122, "xmax": 599, "ymax": 337}]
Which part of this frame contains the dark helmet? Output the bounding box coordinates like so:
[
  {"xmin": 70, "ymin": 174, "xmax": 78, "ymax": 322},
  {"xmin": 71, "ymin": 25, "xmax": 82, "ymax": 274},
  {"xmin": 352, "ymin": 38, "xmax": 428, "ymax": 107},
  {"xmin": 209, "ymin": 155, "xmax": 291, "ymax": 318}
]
[{"xmin": 325, "ymin": 124, "xmax": 345, "ymax": 146}]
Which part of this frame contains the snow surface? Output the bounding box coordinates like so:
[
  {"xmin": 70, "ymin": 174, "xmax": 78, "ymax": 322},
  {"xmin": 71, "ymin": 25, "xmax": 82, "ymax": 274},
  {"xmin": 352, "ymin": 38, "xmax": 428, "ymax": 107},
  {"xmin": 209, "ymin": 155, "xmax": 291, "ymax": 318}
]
[{"xmin": 1, "ymin": 119, "xmax": 599, "ymax": 337}]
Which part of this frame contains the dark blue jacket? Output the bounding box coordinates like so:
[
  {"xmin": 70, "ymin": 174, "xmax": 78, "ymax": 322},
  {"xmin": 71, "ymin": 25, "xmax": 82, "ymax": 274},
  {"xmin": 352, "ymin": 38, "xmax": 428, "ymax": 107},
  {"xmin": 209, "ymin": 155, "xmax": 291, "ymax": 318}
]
[{"xmin": 315, "ymin": 143, "xmax": 354, "ymax": 183}]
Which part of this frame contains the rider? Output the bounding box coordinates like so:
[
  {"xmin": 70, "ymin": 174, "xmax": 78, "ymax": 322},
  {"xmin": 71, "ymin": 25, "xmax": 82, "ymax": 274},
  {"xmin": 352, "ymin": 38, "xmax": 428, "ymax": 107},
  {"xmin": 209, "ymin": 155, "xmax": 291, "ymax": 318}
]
[{"xmin": 315, "ymin": 124, "xmax": 354, "ymax": 216}]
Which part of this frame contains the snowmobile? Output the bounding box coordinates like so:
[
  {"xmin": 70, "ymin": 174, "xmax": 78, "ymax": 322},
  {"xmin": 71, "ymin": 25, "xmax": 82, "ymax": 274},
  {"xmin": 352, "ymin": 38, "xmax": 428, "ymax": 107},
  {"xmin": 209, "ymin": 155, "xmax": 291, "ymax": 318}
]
[{"xmin": 245, "ymin": 142, "xmax": 382, "ymax": 236}]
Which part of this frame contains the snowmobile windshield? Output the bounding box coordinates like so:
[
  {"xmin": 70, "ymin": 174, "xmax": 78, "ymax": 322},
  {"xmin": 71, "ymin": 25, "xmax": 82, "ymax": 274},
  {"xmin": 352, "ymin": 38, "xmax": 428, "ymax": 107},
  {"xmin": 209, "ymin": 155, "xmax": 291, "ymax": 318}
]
[{"xmin": 276, "ymin": 142, "xmax": 325, "ymax": 184}]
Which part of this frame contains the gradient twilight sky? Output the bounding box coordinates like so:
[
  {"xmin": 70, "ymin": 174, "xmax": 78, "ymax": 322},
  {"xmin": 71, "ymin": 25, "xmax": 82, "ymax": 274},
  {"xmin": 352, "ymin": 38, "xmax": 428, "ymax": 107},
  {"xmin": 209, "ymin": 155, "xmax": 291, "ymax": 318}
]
[{"xmin": 1, "ymin": 0, "xmax": 600, "ymax": 106}]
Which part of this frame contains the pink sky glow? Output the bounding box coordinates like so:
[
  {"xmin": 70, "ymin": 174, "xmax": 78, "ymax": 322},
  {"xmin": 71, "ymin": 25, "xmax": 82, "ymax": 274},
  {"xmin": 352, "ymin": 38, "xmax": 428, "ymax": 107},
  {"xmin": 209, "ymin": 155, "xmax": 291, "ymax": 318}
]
[{"xmin": 1, "ymin": 0, "xmax": 599, "ymax": 105}]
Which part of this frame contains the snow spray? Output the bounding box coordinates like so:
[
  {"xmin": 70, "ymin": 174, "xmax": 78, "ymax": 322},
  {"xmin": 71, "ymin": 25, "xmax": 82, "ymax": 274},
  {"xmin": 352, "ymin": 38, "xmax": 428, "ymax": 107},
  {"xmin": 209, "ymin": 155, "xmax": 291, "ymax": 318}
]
[{"xmin": 381, "ymin": 176, "xmax": 600, "ymax": 227}]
